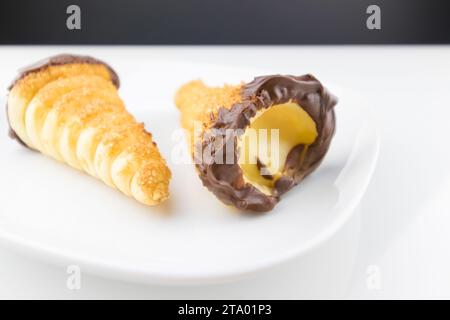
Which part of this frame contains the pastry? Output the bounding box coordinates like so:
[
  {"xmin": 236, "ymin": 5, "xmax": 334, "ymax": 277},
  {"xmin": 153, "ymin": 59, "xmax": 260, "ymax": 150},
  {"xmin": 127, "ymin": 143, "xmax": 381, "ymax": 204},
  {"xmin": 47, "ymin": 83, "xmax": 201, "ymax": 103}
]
[
  {"xmin": 175, "ymin": 75, "xmax": 337, "ymax": 212},
  {"xmin": 7, "ymin": 54, "xmax": 171, "ymax": 206}
]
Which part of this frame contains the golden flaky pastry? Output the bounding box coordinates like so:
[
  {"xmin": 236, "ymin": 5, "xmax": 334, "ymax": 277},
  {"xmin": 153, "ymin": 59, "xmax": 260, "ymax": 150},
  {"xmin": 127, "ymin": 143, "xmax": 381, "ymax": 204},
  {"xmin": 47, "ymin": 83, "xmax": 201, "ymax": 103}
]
[{"xmin": 7, "ymin": 54, "xmax": 171, "ymax": 206}]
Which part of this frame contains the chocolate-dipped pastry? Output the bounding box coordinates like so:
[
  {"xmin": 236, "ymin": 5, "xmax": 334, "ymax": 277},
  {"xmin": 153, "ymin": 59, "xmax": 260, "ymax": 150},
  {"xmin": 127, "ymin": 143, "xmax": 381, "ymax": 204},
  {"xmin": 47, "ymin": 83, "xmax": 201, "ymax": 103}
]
[
  {"xmin": 6, "ymin": 54, "xmax": 171, "ymax": 206},
  {"xmin": 7, "ymin": 54, "xmax": 119, "ymax": 149},
  {"xmin": 175, "ymin": 75, "xmax": 337, "ymax": 212}
]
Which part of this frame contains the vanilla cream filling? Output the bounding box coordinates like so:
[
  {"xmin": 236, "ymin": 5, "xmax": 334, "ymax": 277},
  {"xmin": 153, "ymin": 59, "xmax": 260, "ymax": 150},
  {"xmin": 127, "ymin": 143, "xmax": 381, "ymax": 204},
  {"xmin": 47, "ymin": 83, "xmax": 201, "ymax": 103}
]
[{"xmin": 238, "ymin": 102, "xmax": 318, "ymax": 194}]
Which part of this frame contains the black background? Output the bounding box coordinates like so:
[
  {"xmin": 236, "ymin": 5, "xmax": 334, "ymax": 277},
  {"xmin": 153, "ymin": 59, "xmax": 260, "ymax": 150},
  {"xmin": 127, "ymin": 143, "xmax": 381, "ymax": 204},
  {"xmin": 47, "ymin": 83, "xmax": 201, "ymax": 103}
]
[{"xmin": 0, "ymin": 0, "xmax": 450, "ymax": 44}]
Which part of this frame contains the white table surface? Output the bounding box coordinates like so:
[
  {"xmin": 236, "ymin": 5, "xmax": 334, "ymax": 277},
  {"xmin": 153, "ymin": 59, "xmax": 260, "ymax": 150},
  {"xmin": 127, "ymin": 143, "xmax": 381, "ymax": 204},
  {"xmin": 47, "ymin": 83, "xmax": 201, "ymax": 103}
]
[{"xmin": 1, "ymin": 46, "xmax": 449, "ymax": 299}]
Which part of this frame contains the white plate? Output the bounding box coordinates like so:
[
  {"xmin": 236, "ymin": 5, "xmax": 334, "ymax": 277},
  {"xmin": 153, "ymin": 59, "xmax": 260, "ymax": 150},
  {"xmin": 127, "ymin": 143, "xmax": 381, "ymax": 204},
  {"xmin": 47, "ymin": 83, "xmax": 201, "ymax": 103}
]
[{"xmin": 0, "ymin": 60, "xmax": 379, "ymax": 285}]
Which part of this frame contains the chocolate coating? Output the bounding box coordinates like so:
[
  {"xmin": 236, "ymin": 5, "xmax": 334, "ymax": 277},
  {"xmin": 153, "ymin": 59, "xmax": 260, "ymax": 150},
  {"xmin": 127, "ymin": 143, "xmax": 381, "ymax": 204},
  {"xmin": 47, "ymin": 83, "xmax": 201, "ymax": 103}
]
[
  {"xmin": 6, "ymin": 54, "xmax": 120, "ymax": 148},
  {"xmin": 196, "ymin": 74, "xmax": 337, "ymax": 212}
]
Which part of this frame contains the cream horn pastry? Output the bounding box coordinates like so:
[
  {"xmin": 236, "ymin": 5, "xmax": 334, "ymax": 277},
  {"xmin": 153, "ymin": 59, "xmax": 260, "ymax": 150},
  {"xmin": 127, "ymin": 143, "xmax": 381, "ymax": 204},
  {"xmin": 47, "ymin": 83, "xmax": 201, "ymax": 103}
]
[
  {"xmin": 175, "ymin": 75, "xmax": 337, "ymax": 212},
  {"xmin": 7, "ymin": 54, "xmax": 171, "ymax": 206}
]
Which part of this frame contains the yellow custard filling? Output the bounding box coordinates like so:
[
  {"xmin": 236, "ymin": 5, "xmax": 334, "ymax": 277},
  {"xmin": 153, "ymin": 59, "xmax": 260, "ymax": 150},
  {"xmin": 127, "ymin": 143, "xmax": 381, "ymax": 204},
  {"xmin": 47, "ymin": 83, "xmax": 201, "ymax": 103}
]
[{"xmin": 238, "ymin": 102, "xmax": 317, "ymax": 194}]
